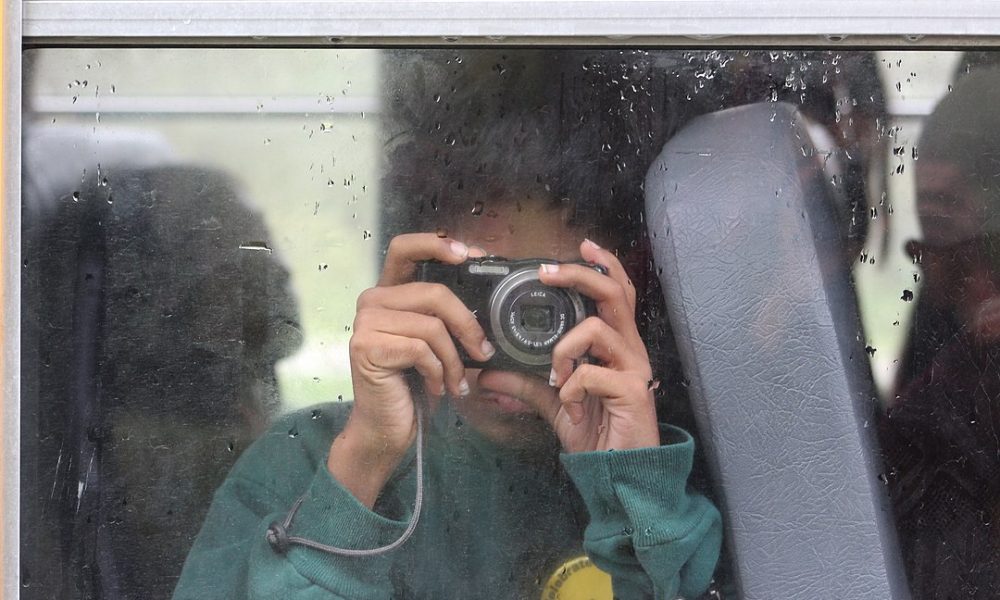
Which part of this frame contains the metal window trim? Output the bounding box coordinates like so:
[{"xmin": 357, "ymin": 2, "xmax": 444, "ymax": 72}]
[
  {"xmin": 5, "ymin": 0, "xmax": 21, "ymax": 597},
  {"xmin": 21, "ymin": 1, "xmax": 1000, "ymax": 45}
]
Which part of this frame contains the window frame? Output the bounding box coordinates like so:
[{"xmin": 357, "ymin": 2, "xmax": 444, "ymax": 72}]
[
  {"xmin": 9, "ymin": 3, "xmax": 1000, "ymax": 598},
  {"xmin": 21, "ymin": 1, "xmax": 1000, "ymax": 44}
]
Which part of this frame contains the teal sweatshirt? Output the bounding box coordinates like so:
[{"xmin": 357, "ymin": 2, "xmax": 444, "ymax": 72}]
[{"xmin": 172, "ymin": 402, "xmax": 722, "ymax": 599}]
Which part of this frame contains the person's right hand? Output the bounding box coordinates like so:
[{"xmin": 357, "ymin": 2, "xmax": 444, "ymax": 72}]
[{"xmin": 327, "ymin": 233, "xmax": 495, "ymax": 507}]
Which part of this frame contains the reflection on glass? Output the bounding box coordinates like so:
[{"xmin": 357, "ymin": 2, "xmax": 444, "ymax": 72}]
[{"xmin": 21, "ymin": 47, "xmax": 997, "ymax": 600}]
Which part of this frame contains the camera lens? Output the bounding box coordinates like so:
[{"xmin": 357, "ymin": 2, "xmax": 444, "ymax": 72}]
[
  {"xmin": 489, "ymin": 267, "xmax": 587, "ymax": 366},
  {"xmin": 519, "ymin": 305, "xmax": 555, "ymax": 333}
]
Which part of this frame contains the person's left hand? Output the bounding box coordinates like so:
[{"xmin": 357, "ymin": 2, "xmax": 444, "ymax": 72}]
[{"xmin": 511, "ymin": 239, "xmax": 660, "ymax": 453}]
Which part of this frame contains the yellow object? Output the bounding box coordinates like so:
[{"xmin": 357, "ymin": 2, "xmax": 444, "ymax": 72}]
[{"xmin": 541, "ymin": 556, "xmax": 613, "ymax": 600}]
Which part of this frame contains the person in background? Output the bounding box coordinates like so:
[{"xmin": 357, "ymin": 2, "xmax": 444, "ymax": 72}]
[
  {"xmin": 881, "ymin": 68, "xmax": 1000, "ymax": 600},
  {"xmin": 21, "ymin": 80, "xmax": 302, "ymax": 598}
]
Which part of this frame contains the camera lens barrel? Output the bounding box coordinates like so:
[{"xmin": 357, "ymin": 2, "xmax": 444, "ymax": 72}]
[{"xmin": 488, "ymin": 267, "xmax": 588, "ymax": 366}]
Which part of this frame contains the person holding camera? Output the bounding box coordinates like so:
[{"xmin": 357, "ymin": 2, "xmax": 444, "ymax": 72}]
[
  {"xmin": 173, "ymin": 50, "xmax": 723, "ymax": 599},
  {"xmin": 173, "ymin": 230, "xmax": 721, "ymax": 600}
]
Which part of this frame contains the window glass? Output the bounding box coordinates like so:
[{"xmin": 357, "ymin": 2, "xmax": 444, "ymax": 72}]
[{"xmin": 19, "ymin": 47, "xmax": 997, "ymax": 599}]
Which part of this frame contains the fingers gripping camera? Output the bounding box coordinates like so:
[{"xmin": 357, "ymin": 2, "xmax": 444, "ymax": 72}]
[{"xmin": 417, "ymin": 257, "xmax": 605, "ymax": 376}]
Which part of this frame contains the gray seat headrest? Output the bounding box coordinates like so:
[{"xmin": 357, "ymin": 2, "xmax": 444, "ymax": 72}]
[{"xmin": 645, "ymin": 103, "xmax": 909, "ymax": 600}]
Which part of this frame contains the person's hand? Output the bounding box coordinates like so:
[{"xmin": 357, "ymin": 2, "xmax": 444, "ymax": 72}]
[
  {"xmin": 328, "ymin": 233, "xmax": 494, "ymax": 507},
  {"xmin": 510, "ymin": 239, "xmax": 660, "ymax": 453}
]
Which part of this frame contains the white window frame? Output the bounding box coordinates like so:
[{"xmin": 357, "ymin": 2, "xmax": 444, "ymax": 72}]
[{"xmin": 8, "ymin": 2, "xmax": 1000, "ymax": 598}]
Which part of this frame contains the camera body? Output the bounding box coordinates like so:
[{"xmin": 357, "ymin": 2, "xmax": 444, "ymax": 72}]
[{"xmin": 417, "ymin": 257, "xmax": 604, "ymax": 376}]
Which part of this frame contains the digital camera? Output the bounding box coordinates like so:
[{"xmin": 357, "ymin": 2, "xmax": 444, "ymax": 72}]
[{"xmin": 417, "ymin": 257, "xmax": 604, "ymax": 375}]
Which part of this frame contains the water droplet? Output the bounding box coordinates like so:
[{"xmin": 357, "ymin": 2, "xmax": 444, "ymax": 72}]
[
  {"xmin": 310, "ymin": 409, "xmax": 322, "ymax": 420},
  {"xmin": 865, "ymin": 345, "xmax": 876, "ymax": 356},
  {"xmin": 287, "ymin": 426, "xmax": 299, "ymax": 438},
  {"xmin": 238, "ymin": 241, "xmax": 273, "ymax": 254},
  {"xmin": 71, "ymin": 191, "xmax": 80, "ymax": 202},
  {"xmin": 362, "ymin": 230, "xmax": 372, "ymax": 240},
  {"xmin": 436, "ymin": 227, "xmax": 449, "ymax": 238},
  {"xmin": 470, "ymin": 201, "xmax": 484, "ymax": 216},
  {"xmin": 901, "ymin": 289, "xmax": 914, "ymax": 302}
]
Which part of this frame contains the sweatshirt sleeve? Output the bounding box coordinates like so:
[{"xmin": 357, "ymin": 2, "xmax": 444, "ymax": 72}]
[
  {"xmin": 559, "ymin": 425, "xmax": 723, "ymax": 600},
  {"xmin": 172, "ymin": 408, "xmax": 412, "ymax": 600}
]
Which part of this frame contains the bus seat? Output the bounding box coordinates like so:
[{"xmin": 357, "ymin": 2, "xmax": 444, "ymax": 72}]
[{"xmin": 644, "ymin": 102, "xmax": 909, "ymax": 600}]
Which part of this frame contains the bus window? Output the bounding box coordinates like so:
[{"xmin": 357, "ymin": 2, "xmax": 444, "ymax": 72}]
[{"xmin": 18, "ymin": 46, "xmax": 1000, "ymax": 599}]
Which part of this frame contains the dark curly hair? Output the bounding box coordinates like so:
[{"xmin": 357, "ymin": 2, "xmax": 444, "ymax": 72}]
[{"xmin": 378, "ymin": 49, "xmax": 688, "ymax": 250}]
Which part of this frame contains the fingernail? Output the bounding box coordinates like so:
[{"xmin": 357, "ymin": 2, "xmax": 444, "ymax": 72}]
[
  {"xmin": 540, "ymin": 263, "xmax": 559, "ymax": 274},
  {"xmin": 481, "ymin": 340, "xmax": 496, "ymax": 359},
  {"xmin": 584, "ymin": 238, "xmax": 601, "ymax": 250},
  {"xmin": 458, "ymin": 378, "xmax": 471, "ymax": 396},
  {"xmin": 548, "ymin": 369, "xmax": 558, "ymax": 387},
  {"xmin": 450, "ymin": 241, "xmax": 469, "ymax": 259}
]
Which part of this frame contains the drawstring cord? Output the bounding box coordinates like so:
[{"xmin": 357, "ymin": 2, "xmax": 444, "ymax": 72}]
[{"xmin": 266, "ymin": 406, "xmax": 425, "ymax": 557}]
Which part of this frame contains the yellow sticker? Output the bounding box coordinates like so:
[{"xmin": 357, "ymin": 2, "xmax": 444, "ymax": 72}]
[{"xmin": 541, "ymin": 555, "xmax": 613, "ymax": 600}]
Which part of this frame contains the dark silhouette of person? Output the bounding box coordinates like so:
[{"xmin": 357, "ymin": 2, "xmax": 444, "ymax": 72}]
[
  {"xmin": 21, "ymin": 134, "xmax": 302, "ymax": 597},
  {"xmin": 881, "ymin": 67, "xmax": 1000, "ymax": 600}
]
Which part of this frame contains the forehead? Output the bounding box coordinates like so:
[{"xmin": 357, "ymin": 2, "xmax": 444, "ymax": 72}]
[{"xmin": 443, "ymin": 198, "xmax": 586, "ymax": 260}]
